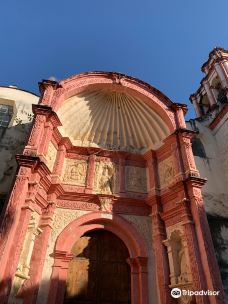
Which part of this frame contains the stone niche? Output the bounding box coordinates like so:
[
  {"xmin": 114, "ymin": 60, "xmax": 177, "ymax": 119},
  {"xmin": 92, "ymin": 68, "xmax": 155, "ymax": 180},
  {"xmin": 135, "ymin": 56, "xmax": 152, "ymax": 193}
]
[
  {"xmin": 93, "ymin": 161, "xmax": 119, "ymax": 194},
  {"xmin": 163, "ymin": 226, "xmax": 195, "ymax": 304},
  {"xmin": 61, "ymin": 158, "xmax": 88, "ymax": 186}
]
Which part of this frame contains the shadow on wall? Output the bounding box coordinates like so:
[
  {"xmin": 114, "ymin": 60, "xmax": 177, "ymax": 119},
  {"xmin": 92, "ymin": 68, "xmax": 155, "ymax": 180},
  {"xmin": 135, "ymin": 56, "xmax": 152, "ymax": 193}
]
[
  {"xmin": 0, "ymin": 122, "xmax": 33, "ymax": 214},
  {"xmin": 0, "ymin": 230, "xmax": 131, "ymax": 304},
  {"xmin": 0, "ymin": 277, "xmax": 59, "ymax": 304},
  {"xmin": 207, "ymin": 214, "xmax": 228, "ymax": 302}
]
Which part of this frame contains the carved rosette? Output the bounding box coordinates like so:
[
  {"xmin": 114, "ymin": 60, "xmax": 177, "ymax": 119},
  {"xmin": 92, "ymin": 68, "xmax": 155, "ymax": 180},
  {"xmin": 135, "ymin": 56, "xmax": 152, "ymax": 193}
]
[
  {"xmin": 93, "ymin": 161, "xmax": 119, "ymax": 194},
  {"xmin": 125, "ymin": 166, "xmax": 147, "ymax": 193},
  {"xmin": 45, "ymin": 142, "xmax": 57, "ymax": 172},
  {"xmin": 159, "ymin": 156, "xmax": 176, "ymax": 188},
  {"xmin": 61, "ymin": 159, "xmax": 88, "ymax": 186}
]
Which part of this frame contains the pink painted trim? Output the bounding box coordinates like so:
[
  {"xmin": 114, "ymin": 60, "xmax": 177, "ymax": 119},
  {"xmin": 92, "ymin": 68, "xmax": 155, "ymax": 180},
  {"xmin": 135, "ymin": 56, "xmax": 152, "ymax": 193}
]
[{"xmin": 55, "ymin": 212, "xmax": 147, "ymax": 257}]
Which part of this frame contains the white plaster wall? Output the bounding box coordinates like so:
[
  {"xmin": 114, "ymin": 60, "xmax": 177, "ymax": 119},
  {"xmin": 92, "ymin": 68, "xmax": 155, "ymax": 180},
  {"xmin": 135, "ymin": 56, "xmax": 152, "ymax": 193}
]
[
  {"xmin": 0, "ymin": 87, "xmax": 39, "ymax": 196},
  {"xmin": 187, "ymin": 114, "xmax": 228, "ymax": 301},
  {"xmin": 187, "ymin": 120, "xmax": 228, "ymax": 216}
]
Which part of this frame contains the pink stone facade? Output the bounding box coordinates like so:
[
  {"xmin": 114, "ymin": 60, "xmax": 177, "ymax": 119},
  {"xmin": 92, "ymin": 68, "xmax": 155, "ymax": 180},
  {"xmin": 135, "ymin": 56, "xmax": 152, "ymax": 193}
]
[{"xmin": 0, "ymin": 72, "xmax": 225, "ymax": 303}]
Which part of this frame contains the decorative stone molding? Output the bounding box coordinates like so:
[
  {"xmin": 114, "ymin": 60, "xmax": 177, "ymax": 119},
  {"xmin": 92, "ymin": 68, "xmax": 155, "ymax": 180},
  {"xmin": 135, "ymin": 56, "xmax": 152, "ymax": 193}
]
[
  {"xmin": 36, "ymin": 209, "xmax": 89, "ymax": 304},
  {"xmin": 61, "ymin": 158, "xmax": 88, "ymax": 186},
  {"xmin": 125, "ymin": 166, "xmax": 147, "ymax": 193},
  {"xmin": 45, "ymin": 142, "xmax": 57, "ymax": 172},
  {"xmin": 10, "ymin": 212, "xmax": 41, "ymax": 296}
]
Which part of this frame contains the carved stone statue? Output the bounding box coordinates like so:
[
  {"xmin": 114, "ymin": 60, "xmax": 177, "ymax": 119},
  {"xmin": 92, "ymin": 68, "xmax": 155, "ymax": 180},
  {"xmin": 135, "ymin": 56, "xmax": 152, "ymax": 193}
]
[
  {"xmin": 94, "ymin": 162, "xmax": 116, "ymax": 194},
  {"xmin": 98, "ymin": 163, "xmax": 114, "ymax": 194},
  {"xmin": 178, "ymin": 245, "xmax": 189, "ymax": 283}
]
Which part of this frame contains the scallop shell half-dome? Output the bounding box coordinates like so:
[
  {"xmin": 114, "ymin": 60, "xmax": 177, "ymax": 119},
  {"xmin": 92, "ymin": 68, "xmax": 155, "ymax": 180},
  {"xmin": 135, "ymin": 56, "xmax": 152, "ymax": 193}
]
[{"xmin": 57, "ymin": 90, "xmax": 170, "ymax": 153}]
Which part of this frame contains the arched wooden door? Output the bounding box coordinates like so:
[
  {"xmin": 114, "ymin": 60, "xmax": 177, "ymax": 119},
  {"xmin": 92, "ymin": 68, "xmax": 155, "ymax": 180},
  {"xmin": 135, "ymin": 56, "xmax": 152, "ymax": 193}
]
[{"xmin": 64, "ymin": 230, "xmax": 131, "ymax": 304}]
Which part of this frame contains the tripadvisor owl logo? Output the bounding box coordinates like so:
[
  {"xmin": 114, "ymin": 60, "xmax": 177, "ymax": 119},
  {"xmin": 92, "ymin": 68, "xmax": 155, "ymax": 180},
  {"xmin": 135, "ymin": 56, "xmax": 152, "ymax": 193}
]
[{"xmin": 171, "ymin": 288, "xmax": 182, "ymax": 298}]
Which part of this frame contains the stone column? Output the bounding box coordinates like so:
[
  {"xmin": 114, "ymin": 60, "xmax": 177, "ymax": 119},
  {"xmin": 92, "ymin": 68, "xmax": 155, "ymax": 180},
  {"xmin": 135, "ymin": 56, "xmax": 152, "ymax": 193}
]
[
  {"xmin": 178, "ymin": 130, "xmax": 199, "ymax": 177},
  {"xmin": 127, "ymin": 258, "xmax": 140, "ymax": 304},
  {"xmin": 180, "ymin": 201, "xmax": 209, "ymax": 304},
  {"xmin": 52, "ymin": 144, "xmax": 67, "ymax": 181},
  {"xmin": 39, "ymin": 121, "xmax": 54, "ymax": 156},
  {"xmin": 171, "ymin": 104, "xmax": 187, "ymax": 128},
  {"xmin": 136, "ymin": 257, "xmax": 149, "ymax": 304},
  {"xmin": 38, "ymin": 79, "xmax": 61, "ymax": 107},
  {"xmin": 24, "ymin": 114, "xmax": 46, "ymax": 156},
  {"xmin": 223, "ymin": 61, "xmax": 228, "ymax": 75},
  {"xmin": 85, "ymin": 155, "xmax": 96, "ymax": 193},
  {"xmin": 147, "ymin": 152, "xmax": 175, "ymax": 303},
  {"xmin": 21, "ymin": 201, "xmax": 56, "ymax": 304},
  {"xmin": 119, "ymin": 156, "xmax": 125, "ymax": 194},
  {"xmin": 47, "ymin": 252, "xmax": 73, "ymax": 304},
  {"xmin": 187, "ymin": 186, "xmax": 225, "ymax": 304},
  {"xmin": 190, "ymin": 95, "xmax": 201, "ymax": 117},
  {"xmin": 214, "ymin": 62, "xmax": 228, "ymax": 88},
  {"xmin": 0, "ymin": 166, "xmax": 31, "ymax": 301},
  {"xmin": 203, "ymin": 80, "xmax": 217, "ymax": 106}
]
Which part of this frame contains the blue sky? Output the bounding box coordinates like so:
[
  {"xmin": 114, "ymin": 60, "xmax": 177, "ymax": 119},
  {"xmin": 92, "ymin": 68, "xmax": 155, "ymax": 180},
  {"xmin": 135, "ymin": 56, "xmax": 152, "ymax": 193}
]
[{"xmin": 1, "ymin": 0, "xmax": 228, "ymax": 119}]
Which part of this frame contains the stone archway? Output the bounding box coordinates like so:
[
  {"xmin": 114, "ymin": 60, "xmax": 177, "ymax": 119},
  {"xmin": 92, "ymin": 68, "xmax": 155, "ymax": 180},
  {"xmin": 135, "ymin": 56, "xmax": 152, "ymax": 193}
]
[
  {"xmin": 64, "ymin": 230, "xmax": 131, "ymax": 304},
  {"xmin": 47, "ymin": 212, "xmax": 149, "ymax": 304}
]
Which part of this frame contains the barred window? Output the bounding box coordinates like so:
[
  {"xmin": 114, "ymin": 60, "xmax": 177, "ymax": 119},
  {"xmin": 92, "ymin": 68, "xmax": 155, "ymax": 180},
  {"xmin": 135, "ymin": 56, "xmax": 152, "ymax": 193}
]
[{"xmin": 0, "ymin": 104, "xmax": 13, "ymax": 127}]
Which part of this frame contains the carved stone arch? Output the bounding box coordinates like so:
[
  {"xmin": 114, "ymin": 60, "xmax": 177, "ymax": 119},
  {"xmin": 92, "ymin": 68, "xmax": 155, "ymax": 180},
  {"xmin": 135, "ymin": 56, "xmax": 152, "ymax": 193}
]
[
  {"xmin": 48, "ymin": 212, "xmax": 149, "ymax": 304},
  {"xmin": 41, "ymin": 72, "xmax": 177, "ymax": 133}
]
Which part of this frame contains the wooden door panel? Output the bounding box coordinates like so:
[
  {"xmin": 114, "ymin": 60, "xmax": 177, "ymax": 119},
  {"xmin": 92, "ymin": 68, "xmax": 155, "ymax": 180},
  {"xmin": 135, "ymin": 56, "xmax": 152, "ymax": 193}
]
[{"xmin": 64, "ymin": 230, "xmax": 131, "ymax": 304}]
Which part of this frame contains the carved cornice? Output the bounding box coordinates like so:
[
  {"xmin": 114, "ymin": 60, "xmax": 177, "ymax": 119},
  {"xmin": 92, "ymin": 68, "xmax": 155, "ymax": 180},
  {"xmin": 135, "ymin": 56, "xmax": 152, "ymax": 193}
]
[
  {"xmin": 185, "ymin": 176, "xmax": 207, "ymax": 188},
  {"xmin": 170, "ymin": 103, "xmax": 188, "ymax": 114},
  {"xmin": 160, "ymin": 207, "xmax": 182, "ymax": 222},
  {"xmin": 16, "ymin": 154, "xmax": 40, "ymax": 169},
  {"xmin": 32, "ymin": 104, "xmax": 62, "ymax": 127},
  {"xmin": 38, "ymin": 79, "xmax": 62, "ymax": 94},
  {"xmin": 174, "ymin": 128, "xmax": 196, "ymax": 137},
  {"xmin": 59, "ymin": 71, "xmax": 173, "ymax": 107},
  {"xmin": 32, "ymin": 104, "xmax": 52, "ymax": 115}
]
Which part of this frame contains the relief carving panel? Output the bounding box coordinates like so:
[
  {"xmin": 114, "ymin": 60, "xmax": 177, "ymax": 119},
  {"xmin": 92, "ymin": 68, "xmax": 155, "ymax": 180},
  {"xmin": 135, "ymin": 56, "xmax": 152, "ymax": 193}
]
[
  {"xmin": 125, "ymin": 166, "xmax": 147, "ymax": 193},
  {"xmin": 93, "ymin": 161, "xmax": 119, "ymax": 194},
  {"xmin": 159, "ymin": 156, "xmax": 175, "ymax": 187},
  {"xmin": 62, "ymin": 159, "xmax": 88, "ymax": 186}
]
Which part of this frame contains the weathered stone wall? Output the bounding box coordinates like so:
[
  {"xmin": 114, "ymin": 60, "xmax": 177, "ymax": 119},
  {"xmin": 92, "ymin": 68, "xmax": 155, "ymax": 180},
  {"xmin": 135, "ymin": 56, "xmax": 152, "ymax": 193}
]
[
  {"xmin": 0, "ymin": 87, "xmax": 39, "ymax": 209},
  {"xmin": 187, "ymin": 116, "xmax": 228, "ymax": 300}
]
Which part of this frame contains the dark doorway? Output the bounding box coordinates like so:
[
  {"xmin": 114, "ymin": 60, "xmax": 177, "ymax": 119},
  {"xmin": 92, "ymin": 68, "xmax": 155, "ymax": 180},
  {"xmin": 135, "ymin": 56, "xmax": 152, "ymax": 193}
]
[{"xmin": 64, "ymin": 230, "xmax": 131, "ymax": 304}]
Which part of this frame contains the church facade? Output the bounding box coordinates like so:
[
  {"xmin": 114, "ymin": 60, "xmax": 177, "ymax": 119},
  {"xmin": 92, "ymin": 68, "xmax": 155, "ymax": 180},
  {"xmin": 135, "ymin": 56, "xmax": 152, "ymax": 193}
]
[{"xmin": 0, "ymin": 49, "xmax": 227, "ymax": 304}]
